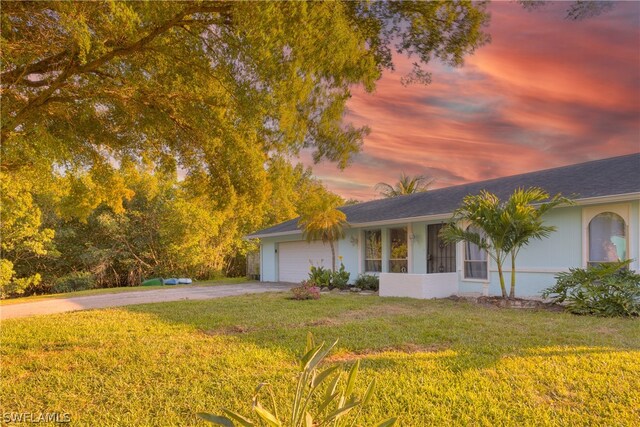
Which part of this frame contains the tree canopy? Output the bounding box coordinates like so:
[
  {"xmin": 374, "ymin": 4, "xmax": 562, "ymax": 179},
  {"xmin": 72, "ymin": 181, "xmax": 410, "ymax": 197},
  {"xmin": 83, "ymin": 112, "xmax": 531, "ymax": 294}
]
[{"xmin": 2, "ymin": 1, "xmax": 489, "ymax": 177}]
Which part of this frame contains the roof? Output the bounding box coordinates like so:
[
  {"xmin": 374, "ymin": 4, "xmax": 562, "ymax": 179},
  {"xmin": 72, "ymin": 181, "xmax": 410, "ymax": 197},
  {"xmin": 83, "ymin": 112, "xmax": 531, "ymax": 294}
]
[{"xmin": 248, "ymin": 153, "xmax": 640, "ymax": 238}]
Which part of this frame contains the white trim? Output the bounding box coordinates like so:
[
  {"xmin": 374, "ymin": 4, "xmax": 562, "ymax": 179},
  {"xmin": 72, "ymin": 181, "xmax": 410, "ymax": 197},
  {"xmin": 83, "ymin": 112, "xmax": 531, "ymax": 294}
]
[{"xmin": 573, "ymin": 193, "xmax": 640, "ymax": 206}]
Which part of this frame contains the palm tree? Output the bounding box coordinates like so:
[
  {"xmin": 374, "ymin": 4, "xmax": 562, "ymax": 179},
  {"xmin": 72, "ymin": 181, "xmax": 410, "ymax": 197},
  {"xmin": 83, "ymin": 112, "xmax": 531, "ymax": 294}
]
[
  {"xmin": 440, "ymin": 187, "xmax": 571, "ymax": 299},
  {"xmin": 298, "ymin": 195, "xmax": 348, "ymax": 272},
  {"xmin": 375, "ymin": 173, "xmax": 433, "ymax": 198}
]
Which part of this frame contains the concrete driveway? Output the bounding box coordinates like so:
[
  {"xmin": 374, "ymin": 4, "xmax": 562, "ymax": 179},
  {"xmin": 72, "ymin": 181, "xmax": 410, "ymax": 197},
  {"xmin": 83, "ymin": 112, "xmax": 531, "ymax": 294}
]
[{"xmin": 0, "ymin": 282, "xmax": 294, "ymax": 320}]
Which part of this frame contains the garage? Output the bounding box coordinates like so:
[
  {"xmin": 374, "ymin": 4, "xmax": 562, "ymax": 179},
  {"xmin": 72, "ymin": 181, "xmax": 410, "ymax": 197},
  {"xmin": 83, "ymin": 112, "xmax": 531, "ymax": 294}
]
[{"xmin": 278, "ymin": 240, "xmax": 333, "ymax": 283}]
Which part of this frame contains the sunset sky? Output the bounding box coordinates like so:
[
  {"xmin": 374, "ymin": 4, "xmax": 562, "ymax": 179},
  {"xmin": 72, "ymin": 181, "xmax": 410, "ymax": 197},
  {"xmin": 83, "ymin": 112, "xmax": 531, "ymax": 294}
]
[{"xmin": 305, "ymin": 1, "xmax": 640, "ymax": 201}]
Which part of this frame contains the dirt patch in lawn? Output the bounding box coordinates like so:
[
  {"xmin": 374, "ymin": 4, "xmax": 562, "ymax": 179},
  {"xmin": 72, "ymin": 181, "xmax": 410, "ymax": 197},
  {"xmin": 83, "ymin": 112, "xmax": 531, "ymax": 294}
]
[
  {"xmin": 305, "ymin": 318, "xmax": 340, "ymax": 327},
  {"xmin": 348, "ymin": 303, "xmax": 423, "ymax": 317},
  {"xmin": 302, "ymin": 304, "xmax": 424, "ymax": 328},
  {"xmin": 326, "ymin": 343, "xmax": 449, "ymax": 362}
]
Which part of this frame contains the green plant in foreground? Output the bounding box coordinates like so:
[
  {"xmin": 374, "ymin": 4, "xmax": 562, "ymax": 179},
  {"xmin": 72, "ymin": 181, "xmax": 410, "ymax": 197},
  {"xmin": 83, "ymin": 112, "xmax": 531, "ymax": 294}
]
[
  {"xmin": 542, "ymin": 259, "xmax": 640, "ymax": 317},
  {"xmin": 198, "ymin": 333, "xmax": 396, "ymax": 427}
]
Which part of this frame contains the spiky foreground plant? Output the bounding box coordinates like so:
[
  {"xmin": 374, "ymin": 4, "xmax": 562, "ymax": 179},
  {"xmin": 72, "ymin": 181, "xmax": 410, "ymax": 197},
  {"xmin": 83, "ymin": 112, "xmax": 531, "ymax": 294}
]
[{"xmin": 198, "ymin": 333, "xmax": 396, "ymax": 427}]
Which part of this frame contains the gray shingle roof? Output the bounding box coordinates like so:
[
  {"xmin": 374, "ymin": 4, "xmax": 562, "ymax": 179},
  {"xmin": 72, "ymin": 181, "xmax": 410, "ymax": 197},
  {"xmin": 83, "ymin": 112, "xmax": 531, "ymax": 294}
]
[{"xmin": 248, "ymin": 153, "xmax": 640, "ymax": 238}]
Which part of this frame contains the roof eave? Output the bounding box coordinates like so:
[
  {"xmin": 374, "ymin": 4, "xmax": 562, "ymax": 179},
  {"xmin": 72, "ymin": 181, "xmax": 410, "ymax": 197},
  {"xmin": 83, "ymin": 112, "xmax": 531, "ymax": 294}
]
[{"xmin": 245, "ymin": 192, "xmax": 640, "ymax": 240}]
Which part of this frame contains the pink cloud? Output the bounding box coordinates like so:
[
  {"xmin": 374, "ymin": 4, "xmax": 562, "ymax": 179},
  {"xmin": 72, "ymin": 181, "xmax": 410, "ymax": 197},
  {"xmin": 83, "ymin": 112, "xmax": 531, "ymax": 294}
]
[{"xmin": 306, "ymin": 1, "xmax": 640, "ymax": 201}]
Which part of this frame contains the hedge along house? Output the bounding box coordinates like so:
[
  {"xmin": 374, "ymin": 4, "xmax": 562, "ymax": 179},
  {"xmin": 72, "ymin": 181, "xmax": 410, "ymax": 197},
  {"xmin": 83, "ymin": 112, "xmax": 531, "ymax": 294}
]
[{"xmin": 247, "ymin": 154, "xmax": 640, "ymax": 298}]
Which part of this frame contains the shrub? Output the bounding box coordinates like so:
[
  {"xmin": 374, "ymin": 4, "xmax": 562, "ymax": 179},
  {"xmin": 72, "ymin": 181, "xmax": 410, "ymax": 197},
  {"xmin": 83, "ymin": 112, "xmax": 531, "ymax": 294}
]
[
  {"xmin": 309, "ymin": 264, "xmax": 332, "ymax": 287},
  {"xmin": 51, "ymin": 271, "xmax": 96, "ymax": 294},
  {"xmin": 542, "ymin": 260, "xmax": 640, "ymax": 317},
  {"xmin": 291, "ymin": 280, "xmax": 321, "ymax": 300},
  {"xmin": 0, "ymin": 258, "xmax": 42, "ymax": 299},
  {"xmin": 198, "ymin": 333, "xmax": 396, "ymax": 427},
  {"xmin": 308, "ymin": 262, "xmax": 351, "ymax": 290},
  {"xmin": 354, "ymin": 274, "xmax": 379, "ymax": 291},
  {"xmin": 331, "ymin": 263, "xmax": 350, "ymax": 289}
]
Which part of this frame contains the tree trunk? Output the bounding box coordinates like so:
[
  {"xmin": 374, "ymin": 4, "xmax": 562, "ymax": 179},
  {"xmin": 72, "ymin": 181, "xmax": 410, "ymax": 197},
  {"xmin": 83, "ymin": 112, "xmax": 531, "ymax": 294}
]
[
  {"xmin": 509, "ymin": 252, "xmax": 516, "ymax": 299},
  {"xmin": 330, "ymin": 240, "xmax": 336, "ymax": 272},
  {"xmin": 497, "ymin": 261, "xmax": 507, "ymax": 299}
]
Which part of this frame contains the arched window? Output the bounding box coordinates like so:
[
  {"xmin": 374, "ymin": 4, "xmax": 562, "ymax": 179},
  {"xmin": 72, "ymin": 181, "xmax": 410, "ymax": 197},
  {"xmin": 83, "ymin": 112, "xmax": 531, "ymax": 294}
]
[
  {"xmin": 464, "ymin": 226, "xmax": 488, "ymax": 280},
  {"xmin": 588, "ymin": 212, "xmax": 627, "ymax": 266}
]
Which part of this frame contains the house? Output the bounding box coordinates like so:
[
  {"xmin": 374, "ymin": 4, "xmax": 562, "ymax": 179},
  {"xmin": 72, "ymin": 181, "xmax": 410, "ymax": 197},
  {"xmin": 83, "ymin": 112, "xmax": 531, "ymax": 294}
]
[{"xmin": 247, "ymin": 153, "xmax": 640, "ymax": 298}]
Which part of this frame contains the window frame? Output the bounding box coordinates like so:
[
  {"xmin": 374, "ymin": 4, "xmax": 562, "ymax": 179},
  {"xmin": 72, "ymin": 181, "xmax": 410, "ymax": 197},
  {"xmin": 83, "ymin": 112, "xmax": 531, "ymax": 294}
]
[
  {"xmin": 363, "ymin": 229, "xmax": 382, "ymax": 273},
  {"xmin": 461, "ymin": 226, "xmax": 489, "ymax": 282},
  {"xmin": 388, "ymin": 226, "xmax": 408, "ymax": 274},
  {"xmin": 583, "ymin": 204, "xmax": 630, "ymax": 268}
]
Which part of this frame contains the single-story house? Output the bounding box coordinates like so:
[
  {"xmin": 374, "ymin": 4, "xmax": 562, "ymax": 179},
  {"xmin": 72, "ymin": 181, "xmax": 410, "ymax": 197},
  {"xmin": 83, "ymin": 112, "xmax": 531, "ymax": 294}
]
[{"xmin": 247, "ymin": 153, "xmax": 640, "ymax": 298}]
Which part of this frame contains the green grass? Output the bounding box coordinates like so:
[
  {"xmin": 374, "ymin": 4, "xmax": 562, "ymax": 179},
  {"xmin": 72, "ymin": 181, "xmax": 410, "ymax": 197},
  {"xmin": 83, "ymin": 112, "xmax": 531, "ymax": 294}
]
[
  {"xmin": 1, "ymin": 293, "xmax": 638, "ymax": 426},
  {"xmin": 0, "ymin": 277, "xmax": 251, "ymax": 306}
]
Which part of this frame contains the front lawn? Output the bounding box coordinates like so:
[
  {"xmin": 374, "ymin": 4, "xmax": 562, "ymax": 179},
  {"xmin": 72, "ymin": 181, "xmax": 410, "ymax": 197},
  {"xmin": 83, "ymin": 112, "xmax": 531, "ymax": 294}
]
[
  {"xmin": 1, "ymin": 293, "xmax": 638, "ymax": 426},
  {"xmin": 0, "ymin": 277, "xmax": 251, "ymax": 306}
]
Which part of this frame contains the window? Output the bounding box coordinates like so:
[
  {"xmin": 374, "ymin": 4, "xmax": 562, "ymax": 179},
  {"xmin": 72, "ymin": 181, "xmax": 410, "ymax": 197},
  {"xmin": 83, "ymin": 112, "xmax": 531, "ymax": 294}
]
[
  {"xmin": 463, "ymin": 226, "xmax": 488, "ymax": 280},
  {"xmin": 588, "ymin": 212, "xmax": 627, "ymax": 266},
  {"xmin": 389, "ymin": 227, "xmax": 408, "ymax": 273},
  {"xmin": 364, "ymin": 230, "xmax": 382, "ymax": 272}
]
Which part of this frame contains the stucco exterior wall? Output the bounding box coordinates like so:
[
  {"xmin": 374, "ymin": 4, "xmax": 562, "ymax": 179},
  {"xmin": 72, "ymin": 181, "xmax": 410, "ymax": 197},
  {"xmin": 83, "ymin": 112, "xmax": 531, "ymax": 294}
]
[
  {"xmin": 258, "ymin": 200, "xmax": 639, "ymax": 297},
  {"xmin": 458, "ymin": 202, "xmax": 639, "ymax": 297}
]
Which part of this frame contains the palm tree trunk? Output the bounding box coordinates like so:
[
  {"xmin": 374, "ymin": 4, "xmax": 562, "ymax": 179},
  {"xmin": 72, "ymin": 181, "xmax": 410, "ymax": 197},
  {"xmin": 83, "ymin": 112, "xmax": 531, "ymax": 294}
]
[
  {"xmin": 330, "ymin": 240, "xmax": 336, "ymax": 272},
  {"xmin": 509, "ymin": 252, "xmax": 516, "ymax": 299},
  {"xmin": 497, "ymin": 260, "xmax": 507, "ymax": 299}
]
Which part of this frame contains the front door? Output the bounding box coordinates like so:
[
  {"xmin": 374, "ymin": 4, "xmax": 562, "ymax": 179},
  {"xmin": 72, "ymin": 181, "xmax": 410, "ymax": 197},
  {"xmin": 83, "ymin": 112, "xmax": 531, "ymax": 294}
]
[{"xmin": 427, "ymin": 224, "xmax": 456, "ymax": 273}]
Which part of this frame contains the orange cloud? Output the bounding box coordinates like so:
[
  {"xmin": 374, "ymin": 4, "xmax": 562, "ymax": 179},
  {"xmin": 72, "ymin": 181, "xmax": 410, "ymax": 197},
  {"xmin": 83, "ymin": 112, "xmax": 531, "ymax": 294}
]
[{"xmin": 306, "ymin": 1, "xmax": 640, "ymax": 201}]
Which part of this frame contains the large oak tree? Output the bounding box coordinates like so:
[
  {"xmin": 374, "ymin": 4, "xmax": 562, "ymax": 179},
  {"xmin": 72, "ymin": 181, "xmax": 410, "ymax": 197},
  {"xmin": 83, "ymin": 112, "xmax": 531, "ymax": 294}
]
[{"xmin": 2, "ymin": 1, "xmax": 489, "ymax": 174}]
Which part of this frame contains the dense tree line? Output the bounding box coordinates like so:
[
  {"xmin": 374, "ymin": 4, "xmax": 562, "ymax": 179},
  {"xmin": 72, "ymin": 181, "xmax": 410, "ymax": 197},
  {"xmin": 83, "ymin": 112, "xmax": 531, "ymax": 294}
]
[{"xmin": 1, "ymin": 157, "xmax": 336, "ymax": 297}]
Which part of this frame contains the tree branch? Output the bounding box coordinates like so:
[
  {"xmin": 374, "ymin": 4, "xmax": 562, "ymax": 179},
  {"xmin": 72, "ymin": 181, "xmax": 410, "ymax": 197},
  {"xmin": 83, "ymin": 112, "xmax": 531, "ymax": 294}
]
[
  {"xmin": 1, "ymin": 50, "xmax": 70, "ymax": 83},
  {"xmin": 1, "ymin": 2, "xmax": 231, "ymax": 142}
]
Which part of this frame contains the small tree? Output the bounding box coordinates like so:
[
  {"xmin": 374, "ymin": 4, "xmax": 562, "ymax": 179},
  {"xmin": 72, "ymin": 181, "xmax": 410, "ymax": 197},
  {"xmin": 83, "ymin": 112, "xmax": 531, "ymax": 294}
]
[
  {"xmin": 375, "ymin": 173, "xmax": 433, "ymax": 198},
  {"xmin": 441, "ymin": 187, "xmax": 571, "ymax": 299},
  {"xmin": 298, "ymin": 194, "xmax": 348, "ymax": 272}
]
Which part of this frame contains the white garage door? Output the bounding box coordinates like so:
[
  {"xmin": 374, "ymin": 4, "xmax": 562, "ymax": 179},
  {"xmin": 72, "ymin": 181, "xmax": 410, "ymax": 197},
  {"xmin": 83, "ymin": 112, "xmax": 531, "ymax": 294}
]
[{"xmin": 278, "ymin": 241, "xmax": 333, "ymax": 283}]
